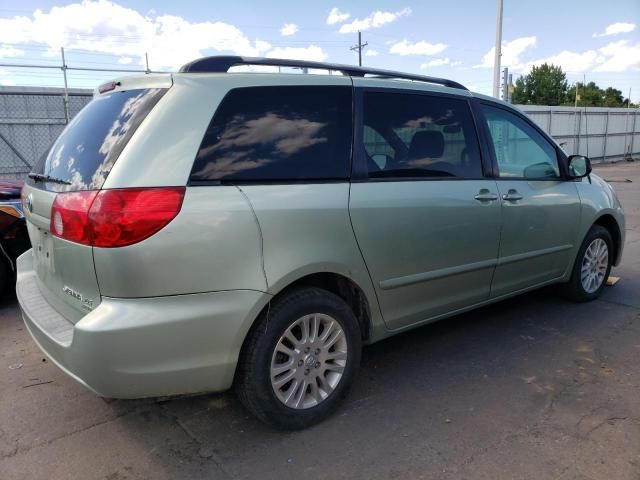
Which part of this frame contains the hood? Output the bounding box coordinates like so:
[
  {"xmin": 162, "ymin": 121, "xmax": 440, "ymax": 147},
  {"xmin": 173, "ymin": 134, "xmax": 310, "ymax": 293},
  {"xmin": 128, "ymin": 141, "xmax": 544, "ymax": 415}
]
[{"xmin": 0, "ymin": 180, "xmax": 24, "ymax": 200}]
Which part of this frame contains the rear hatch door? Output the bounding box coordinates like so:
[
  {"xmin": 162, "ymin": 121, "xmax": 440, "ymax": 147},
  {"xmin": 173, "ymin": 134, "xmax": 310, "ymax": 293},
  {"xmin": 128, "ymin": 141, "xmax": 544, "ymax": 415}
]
[{"xmin": 23, "ymin": 79, "xmax": 169, "ymax": 321}]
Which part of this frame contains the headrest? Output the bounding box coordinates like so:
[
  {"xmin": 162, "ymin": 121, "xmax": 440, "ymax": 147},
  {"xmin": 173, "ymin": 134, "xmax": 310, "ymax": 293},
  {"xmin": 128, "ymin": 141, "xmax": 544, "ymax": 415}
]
[{"xmin": 407, "ymin": 130, "xmax": 444, "ymax": 159}]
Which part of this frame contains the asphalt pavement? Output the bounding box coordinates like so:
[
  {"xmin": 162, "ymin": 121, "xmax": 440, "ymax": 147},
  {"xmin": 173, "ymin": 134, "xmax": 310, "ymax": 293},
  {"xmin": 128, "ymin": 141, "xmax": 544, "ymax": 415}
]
[{"xmin": 1, "ymin": 162, "xmax": 639, "ymax": 480}]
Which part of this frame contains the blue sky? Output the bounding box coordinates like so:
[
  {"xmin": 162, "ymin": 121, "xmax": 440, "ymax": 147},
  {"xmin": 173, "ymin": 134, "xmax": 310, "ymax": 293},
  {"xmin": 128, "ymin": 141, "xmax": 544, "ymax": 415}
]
[{"xmin": 0, "ymin": 0, "xmax": 638, "ymax": 101}]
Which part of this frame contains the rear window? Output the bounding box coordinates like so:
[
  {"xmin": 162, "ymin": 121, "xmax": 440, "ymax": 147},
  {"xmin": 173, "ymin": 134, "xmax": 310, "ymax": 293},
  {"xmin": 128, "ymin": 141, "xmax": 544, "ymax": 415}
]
[
  {"xmin": 189, "ymin": 86, "xmax": 352, "ymax": 183},
  {"xmin": 31, "ymin": 88, "xmax": 166, "ymax": 192}
]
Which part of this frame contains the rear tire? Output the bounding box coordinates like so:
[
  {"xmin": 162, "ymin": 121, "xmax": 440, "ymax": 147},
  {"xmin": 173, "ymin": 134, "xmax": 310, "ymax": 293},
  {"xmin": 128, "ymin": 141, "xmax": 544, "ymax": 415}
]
[
  {"xmin": 561, "ymin": 225, "xmax": 612, "ymax": 302},
  {"xmin": 235, "ymin": 287, "xmax": 361, "ymax": 430}
]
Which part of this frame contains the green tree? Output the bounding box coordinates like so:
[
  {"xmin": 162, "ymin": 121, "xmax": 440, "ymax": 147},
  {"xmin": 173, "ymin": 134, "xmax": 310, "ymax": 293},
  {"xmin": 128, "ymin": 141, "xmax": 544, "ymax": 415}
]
[
  {"xmin": 565, "ymin": 83, "xmax": 629, "ymax": 107},
  {"xmin": 512, "ymin": 63, "xmax": 568, "ymax": 106},
  {"xmin": 603, "ymin": 87, "xmax": 625, "ymax": 107}
]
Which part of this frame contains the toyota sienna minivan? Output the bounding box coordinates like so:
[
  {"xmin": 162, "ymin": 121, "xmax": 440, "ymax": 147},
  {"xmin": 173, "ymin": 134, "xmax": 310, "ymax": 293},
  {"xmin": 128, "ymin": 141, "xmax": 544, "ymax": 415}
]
[{"xmin": 17, "ymin": 56, "xmax": 625, "ymax": 429}]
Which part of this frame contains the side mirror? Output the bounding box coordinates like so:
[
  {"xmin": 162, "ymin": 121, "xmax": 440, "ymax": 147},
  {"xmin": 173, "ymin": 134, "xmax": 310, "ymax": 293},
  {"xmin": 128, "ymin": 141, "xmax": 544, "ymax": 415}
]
[{"xmin": 568, "ymin": 155, "xmax": 592, "ymax": 178}]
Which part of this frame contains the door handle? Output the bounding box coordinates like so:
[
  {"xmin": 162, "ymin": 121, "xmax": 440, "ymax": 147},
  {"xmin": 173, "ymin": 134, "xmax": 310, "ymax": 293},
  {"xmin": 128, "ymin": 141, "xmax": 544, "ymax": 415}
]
[
  {"xmin": 502, "ymin": 189, "xmax": 523, "ymax": 202},
  {"xmin": 474, "ymin": 190, "xmax": 498, "ymax": 202}
]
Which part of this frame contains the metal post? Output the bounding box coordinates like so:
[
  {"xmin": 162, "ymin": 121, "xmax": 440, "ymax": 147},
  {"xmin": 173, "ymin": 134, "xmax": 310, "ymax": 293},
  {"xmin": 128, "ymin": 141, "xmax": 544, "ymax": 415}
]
[
  {"xmin": 602, "ymin": 111, "xmax": 609, "ymax": 162},
  {"xmin": 492, "ymin": 0, "xmax": 504, "ymax": 98},
  {"xmin": 631, "ymin": 110, "xmax": 638, "ymax": 160},
  {"xmin": 548, "ymin": 110, "xmax": 553, "ymax": 135},
  {"xmin": 502, "ymin": 67, "xmax": 508, "ymax": 101},
  {"xmin": 573, "ymin": 82, "xmax": 579, "ymax": 154},
  {"xmin": 576, "ymin": 110, "xmax": 581, "ymax": 155},
  {"xmin": 60, "ymin": 47, "xmax": 70, "ymax": 124},
  {"xmin": 145, "ymin": 53, "xmax": 150, "ymax": 74},
  {"xmin": 624, "ymin": 88, "xmax": 632, "ymax": 159}
]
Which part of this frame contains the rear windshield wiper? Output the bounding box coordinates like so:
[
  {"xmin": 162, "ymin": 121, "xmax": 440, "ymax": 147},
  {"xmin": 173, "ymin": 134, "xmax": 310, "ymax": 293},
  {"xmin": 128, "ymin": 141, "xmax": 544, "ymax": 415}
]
[{"xmin": 28, "ymin": 173, "xmax": 72, "ymax": 185}]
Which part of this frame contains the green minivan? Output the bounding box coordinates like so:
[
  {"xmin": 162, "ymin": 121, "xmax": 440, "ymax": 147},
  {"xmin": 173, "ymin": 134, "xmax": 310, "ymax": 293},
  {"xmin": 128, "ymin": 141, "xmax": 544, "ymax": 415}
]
[{"xmin": 17, "ymin": 56, "xmax": 625, "ymax": 429}]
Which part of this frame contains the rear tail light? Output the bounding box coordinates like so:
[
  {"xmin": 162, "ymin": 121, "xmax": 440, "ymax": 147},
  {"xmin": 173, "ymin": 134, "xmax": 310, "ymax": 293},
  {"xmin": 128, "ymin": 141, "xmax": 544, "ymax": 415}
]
[{"xmin": 50, "ymin": 187, "xmax": 185, "ymax": 248}]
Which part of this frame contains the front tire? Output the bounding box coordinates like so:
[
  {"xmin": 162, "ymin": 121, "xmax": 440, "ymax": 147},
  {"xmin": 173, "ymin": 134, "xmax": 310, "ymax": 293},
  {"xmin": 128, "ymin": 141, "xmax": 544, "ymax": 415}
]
[
  {"xmin": 235, "ymin": 287, "xmax": 362, "ymax": 430},
  {"xmin": 562, "ymin": 225, "xmax": 613, "ymax": 302}
]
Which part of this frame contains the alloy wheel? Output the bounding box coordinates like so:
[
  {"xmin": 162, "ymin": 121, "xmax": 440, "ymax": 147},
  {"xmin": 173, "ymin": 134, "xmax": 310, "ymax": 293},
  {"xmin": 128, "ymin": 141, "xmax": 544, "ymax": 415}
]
[
  {"xmin": 270, "ymin": 313, "xmax": 348, "ymax": 409},
  {"xmin": 580, "ymin": 238, "xmax": 609, "ymax": 294}
]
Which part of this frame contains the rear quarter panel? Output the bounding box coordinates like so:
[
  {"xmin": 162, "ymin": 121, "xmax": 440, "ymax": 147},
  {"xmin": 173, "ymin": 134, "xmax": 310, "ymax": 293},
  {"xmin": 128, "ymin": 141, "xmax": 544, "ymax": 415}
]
[
  {"xmin": 92, "ymin": 186, "xmax": 267, "ymax": 296},
  {"xmin": 239, "ymin": 183, "xmax": 387, "ymax": 341}
]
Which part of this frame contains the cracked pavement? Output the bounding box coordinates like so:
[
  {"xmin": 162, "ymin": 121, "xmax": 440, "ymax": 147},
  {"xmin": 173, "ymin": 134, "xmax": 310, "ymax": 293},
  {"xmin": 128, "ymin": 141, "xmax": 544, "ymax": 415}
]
[{"xmin": 1, "ymin": 162, "xmax": 639, "ymax": 480}]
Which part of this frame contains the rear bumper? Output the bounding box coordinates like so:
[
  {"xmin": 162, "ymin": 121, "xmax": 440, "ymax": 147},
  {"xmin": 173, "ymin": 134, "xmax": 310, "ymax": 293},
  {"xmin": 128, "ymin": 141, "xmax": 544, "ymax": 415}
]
[{"xmin": 16, "ymin": 249, "xmax": 270, "ymax": 398}]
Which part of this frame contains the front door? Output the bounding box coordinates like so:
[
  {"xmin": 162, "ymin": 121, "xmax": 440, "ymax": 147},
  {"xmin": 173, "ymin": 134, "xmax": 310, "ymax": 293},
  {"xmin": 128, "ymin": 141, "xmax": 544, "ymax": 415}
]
[
  {"xmin": 349, "ymin": 87, "xmax": 502, "ymax": 330},
  {"xmin": 479, "ymin": 103, "xmax": 581, "ymax": 297}
]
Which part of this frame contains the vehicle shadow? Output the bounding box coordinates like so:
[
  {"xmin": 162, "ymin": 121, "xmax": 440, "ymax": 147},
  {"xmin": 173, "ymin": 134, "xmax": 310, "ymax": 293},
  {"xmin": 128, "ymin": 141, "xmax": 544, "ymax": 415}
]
[{"xmin": 109, "ymin": 285, "xmax": 627, "ymax": 479}]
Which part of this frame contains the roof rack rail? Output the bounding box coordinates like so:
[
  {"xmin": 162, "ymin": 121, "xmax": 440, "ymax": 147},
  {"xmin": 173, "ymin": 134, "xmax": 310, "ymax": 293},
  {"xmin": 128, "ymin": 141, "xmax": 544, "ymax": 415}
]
[{"xmin": 178, "ymin": 56, "xmax": 468, "ymax": 91}]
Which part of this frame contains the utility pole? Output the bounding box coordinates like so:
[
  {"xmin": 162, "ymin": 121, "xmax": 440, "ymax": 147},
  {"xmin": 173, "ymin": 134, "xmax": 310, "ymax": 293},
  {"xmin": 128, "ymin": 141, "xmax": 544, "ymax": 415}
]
[
  {"xmin": 350, "ymin": 31, "xmax": 368, "ymax": 67},
  {"xmin": 145, "ymin": 52, "xmax": 150, "ymax": 74},
  {"xmin": 492, "ymin": 0, "xmax": 504, "ymax": 98}
]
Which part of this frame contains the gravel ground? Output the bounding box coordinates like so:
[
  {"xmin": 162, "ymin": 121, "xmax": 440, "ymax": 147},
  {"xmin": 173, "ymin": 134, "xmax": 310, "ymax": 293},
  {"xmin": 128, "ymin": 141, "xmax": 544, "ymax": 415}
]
[{"xmin": 1, "ymin": 161, "xmax": 639, "ymax": 480}]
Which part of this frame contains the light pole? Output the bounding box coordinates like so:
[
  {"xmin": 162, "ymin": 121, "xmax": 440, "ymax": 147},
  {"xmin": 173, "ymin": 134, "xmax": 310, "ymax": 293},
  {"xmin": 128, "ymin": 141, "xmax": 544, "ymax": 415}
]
[{"xmin": 493, "ymin": 0, "xmax": 504, "ymax": 98}]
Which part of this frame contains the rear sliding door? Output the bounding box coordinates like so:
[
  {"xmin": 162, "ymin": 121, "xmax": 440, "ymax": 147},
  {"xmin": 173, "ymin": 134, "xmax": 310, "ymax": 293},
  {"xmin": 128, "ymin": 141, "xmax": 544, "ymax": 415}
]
[{"xmin": 349, "ymin": 86, "xmax": 502, "ymax": 330}]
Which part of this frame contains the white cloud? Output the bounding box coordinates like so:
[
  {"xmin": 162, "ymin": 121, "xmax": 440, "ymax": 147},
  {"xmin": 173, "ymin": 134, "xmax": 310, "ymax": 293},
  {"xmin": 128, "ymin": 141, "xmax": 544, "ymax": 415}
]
[
  {"xmin": 451, "ymin": 60, "xmax": 462, "ymax": 67},
  {"xmin": 266, "ymin": 46, "xmax": 328, "ymax": 62},
  {"xmin": 365, "ymin": 49, "xmax": 378, "ymax": 57},
  {"xmin": 117, "ymin": 56, "xmax": 133, "ymax": 65},
  {"xmin": 280, "ymin": 23, "xmax": 298, "ymax": 36},
  {"xmin": 0, "ymin": 68, "xmax": 16, "ymax": 86},
  {"xmin": 526, "ymin": 50, "xmax": 599, "ymax": 73},
  {"xmin": 0, "ymin": 1, "xmax": 301, "ymax": 70},
  {"xmin": 327, "ymin": 7, "xmax": 350, "ymax": 25},
  {"xmin": 0, "ymin": 44, "xmax": 24, "ymax": 58},
  {"xmin": 255, "ymin": 39, "xmax": 272, "ymax": 53},
  {"xmin": 477, "ymin": 36, "xmax": 537, "ymax": 69},
  {"xmin": 420, "ymin": 58, "xmax": 450, "ymax": 68},
  {"xmin": 389, "ymin": 40, "xmax": 447, "ymax": 56},
  {"xmin": 517, "ymin": 40, "xmax": 640, "ymax": 74},
  {"xmin": 593, "ymin": 40, "xmax": 640, "ymax": 72},
  {"xmin": 0, "ymin": 79, "xmax": 17, "ymax": 86},
  {"xmin": 593, "ymin": 22, "xmax": 636, "ymax": 38},
  {"xmin": 339, "ymin": 8, "xmax": 411, "ymax": 34}
]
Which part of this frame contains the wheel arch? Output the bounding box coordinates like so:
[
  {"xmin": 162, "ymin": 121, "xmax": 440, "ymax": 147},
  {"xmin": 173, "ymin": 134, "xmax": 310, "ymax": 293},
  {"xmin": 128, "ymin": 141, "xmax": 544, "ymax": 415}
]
[
  {"xmin": 593, "ymin": 213, "xmax": 622, "ymax": 265},
  {"xmin": 232, "ymin": 270, "xmax": 377, "ymax": 388},
  {"xmin": 262, "ymin": 271, "xmax": 374, "ymax": 342}
]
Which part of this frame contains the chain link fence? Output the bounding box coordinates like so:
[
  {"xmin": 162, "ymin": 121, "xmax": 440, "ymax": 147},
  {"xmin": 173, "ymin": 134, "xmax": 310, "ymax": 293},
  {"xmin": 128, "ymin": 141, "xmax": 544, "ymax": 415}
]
[{"xmin": 0, "ymin": 86, "xmax": 92, "ymax": 179}]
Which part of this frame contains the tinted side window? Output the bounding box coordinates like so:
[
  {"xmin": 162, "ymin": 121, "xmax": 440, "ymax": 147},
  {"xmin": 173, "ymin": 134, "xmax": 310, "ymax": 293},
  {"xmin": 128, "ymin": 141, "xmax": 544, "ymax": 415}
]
[
  {"xmin": 482, "ymin": 104, "xmax": 560, "ymax": 179},
  {"xmin": 362, "ymin": 92, "xmax": 483, "ymax": 178},
  {"xmin": 190, "ymin": 86, "xmax": 352, "ymax": 182}
]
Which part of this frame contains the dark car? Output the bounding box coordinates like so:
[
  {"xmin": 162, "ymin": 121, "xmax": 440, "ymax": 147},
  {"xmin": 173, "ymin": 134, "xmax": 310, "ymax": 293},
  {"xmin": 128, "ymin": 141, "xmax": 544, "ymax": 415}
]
[{"xmin": 0, "ymin": 180, "xmax": 30, "ymax": 295}]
